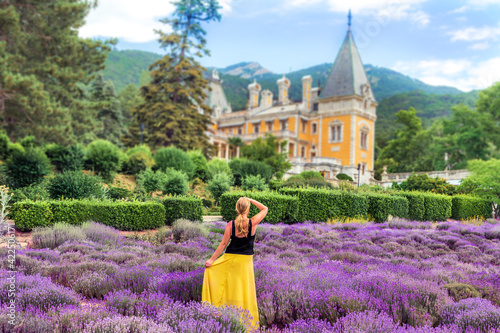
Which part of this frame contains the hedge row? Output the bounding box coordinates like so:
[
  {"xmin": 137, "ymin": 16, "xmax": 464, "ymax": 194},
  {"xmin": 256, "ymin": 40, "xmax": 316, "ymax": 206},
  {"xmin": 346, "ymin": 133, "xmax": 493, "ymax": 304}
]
[
  {"xmin": 393, "ymin": 191, "xmax": 453, "ymax": 221},
  {"xmin": 12, "ymin": 200, "xmax": 165, "ymax": 232},
  {"xmin": 12, "ymin": 196, "xmax": 205, "ymax": 231},
  {"xmin": 219, "ymin": 191, "xmax": 298, "ymax": 224},
  {"xmin": 451, "ymin": 195, "xmax": 492, "ymax": 220},
  {"xmin": 160, "ymin": 196, "xmax": 203, "ymax": 225},
  {"xmin": 362, "ymin": 192, "xmax": 409, "ymax": 223},
  {"xmin": 278, "ymin": 188, "xmax": 369, "ymax": 222}
]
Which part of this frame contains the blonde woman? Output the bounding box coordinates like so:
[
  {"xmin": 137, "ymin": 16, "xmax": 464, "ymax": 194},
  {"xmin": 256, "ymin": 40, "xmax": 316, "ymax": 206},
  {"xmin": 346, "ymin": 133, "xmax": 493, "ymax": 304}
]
[{"xmin": 202, "ymin": 197, "xmax": 268, "ymax": 331}]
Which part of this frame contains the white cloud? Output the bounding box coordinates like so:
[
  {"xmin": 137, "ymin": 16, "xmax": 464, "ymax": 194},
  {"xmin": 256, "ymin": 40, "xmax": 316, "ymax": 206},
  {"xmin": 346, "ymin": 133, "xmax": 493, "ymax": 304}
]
[
  {"xmin": 448, "ymin": 24, "xmax": 500, "ymax": 42},
  {"xmin": 80, "ymin": 0, "xmax": 233, "ymax": 43},
  {"xmin": 392, "ymin": 57, "xmax": 500, "ymax": 91},
  {"xmin": 470, "ymin": 41, "xmax": 490, "ymax": 50},
  {"xmin": 290, "ymin": 0, "xmax": 430, "ymax": 26}
]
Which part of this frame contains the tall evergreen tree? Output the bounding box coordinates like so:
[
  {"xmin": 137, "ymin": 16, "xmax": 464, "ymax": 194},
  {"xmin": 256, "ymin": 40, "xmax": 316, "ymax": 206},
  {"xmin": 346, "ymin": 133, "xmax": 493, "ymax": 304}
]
[
  {"xmin": 90, "ymin": 74, "xmax": 125, "ymax": 146},
  {"xmin": 0, "ymin": 0, "xmax": 114, "ymax": 144},
  {"xmin": 127, "ymin": 0, "xmax": 221, "ymax": 156}
]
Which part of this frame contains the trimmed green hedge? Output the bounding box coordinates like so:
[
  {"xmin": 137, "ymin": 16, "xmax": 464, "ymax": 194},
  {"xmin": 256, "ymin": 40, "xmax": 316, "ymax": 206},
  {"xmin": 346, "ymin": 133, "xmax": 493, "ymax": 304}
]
[
  {"xmin": 160, "ymin": 196, "xmax": 203, "ymax": 225},
  {"xmin": 278, "ymin": 188, "xmax": 369, "ymax": 222},
  {"xmin": 12, "ymin": 200, "xmax": 165, "ymax": 231},
  {"xmin": 393, "ymin": 192, "xmax": 426, "ymax": 221},
  {"xmin": 391, "ymin": 195, "xmax": 409, "ymax": 220},
  {"xmin": 220, "ymin": 191, "xmax": 298, "ymax": 224},
  {"xmin": 365, "ymin": 193, "xmax": 390, "ymax": 223},
  {"xmin": 393, "ymin": 191, "xmax": 452, "ymax": 221},
  {"xmin": 451, "ymin": 195, "xmax": 492, "ymax": 220},
  {"xmin": 423, "ymin": 192, "xmax": 452, "ymax": 221}
]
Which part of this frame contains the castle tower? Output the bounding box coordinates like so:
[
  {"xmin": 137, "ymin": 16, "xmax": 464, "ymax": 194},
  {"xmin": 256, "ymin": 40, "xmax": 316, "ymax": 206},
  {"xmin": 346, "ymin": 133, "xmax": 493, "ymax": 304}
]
[
  {"xmin": 260, "ymin": 89, "xmax": 273, "ymax": 109},
  {"xmin": 317, "ymin": 10, "xmax": 377, "ymax": 181},
  {"xmin": 277, "ymin": 74, "xmax": 290, "ymax": 105},
  {"xmin": 248, "ymin": 79, "xmax": 261, "ymax": 110},
  {"xmin": 302, "ymin": 75, "xmax": 312, "ymax": 110}
]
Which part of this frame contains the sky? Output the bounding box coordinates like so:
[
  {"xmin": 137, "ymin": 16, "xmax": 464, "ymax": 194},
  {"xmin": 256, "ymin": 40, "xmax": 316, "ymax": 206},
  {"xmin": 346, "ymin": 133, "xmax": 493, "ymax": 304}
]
[{"xmin": 79, "ymin": 0, "xmax": 500, "ymax": 92}]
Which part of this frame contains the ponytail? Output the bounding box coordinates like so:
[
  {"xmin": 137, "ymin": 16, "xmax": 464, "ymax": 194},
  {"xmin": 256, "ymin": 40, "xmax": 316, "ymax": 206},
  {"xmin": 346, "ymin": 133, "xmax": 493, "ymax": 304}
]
[{"xmin": 235, "ymin": 213, "xmax": 245, "ymax": 235}]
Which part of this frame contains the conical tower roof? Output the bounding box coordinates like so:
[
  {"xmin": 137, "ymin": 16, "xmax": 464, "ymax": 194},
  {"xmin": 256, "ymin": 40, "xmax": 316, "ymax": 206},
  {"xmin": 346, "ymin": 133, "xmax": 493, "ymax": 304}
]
[{"xmin": 319, "ymin": 15, "xmax": 375, "ymax": 102}]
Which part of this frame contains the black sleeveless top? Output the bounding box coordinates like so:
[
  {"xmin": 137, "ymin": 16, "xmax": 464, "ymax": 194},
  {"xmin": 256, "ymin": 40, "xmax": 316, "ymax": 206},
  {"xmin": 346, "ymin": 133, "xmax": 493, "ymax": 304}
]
[{"xmin": 225, "ymin": 218, "xmax": 255, "ymax": 255}]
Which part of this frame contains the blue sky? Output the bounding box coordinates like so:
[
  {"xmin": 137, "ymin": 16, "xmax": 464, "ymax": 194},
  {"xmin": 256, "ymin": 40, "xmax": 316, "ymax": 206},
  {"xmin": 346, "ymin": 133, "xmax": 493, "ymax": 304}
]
[{"xmin": 80, "ymin": 0, "xmax": 500, "ymax": 92}]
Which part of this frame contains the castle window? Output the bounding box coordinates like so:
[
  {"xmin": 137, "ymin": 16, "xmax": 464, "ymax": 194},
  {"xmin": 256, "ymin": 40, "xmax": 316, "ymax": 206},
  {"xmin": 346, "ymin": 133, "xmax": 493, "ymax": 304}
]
[
  {"xmin": 281, "ymin": 120, "xmax": 288, "ymax": 131},
  {"xmin": 300, "ymin": 146, "xmax": 305, "ymax": 158},
  {"xmin": 267, "ymin": 121, "xmax": 273, "ymax": 132},
  {"xmin": 311, "ymin": 122, "xmax": 318, "ymax": 134},
  {"xmin": 238, "ymin": 127, "xmax": 242, "ymax": 135},
  {"xmin": 254, "ymin": 124, "xmax": 260, "ymax": 133},
  {"xmin": 329, "ymin": 120, "xmax": 343, "ymax": 143},
  {"xmin": 301, "ymin": 120, "xmax": 307, "ymax": 133},
  {"xmin": 360, "ymin": 126, "xmax": 370, "ymax": 150}
]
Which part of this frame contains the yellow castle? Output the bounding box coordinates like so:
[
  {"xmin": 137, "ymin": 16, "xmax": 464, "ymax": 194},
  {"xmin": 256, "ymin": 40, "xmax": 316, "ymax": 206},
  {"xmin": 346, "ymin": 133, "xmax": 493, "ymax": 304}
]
[{"xmin": 207, "ymin": 15, "xmax": 377, "ymax": 184}]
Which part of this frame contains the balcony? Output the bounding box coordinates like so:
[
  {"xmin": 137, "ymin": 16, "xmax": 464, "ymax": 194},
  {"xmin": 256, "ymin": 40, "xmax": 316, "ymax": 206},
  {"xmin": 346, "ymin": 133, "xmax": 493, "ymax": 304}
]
[{"xmin": 214, "ymin": 129, "xmax": 297, "ymax": 141}]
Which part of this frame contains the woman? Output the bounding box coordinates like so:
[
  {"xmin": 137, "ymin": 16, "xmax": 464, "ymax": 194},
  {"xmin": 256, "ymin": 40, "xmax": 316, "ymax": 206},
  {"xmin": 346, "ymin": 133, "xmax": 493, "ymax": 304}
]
[{"xmin": 202, "ymin": 197, "xmax": 268, "ymax": 331}]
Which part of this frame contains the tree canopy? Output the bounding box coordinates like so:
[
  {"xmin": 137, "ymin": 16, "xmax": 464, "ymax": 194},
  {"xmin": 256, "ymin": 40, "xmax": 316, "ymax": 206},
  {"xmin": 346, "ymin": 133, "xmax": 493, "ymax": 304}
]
[
  {"xmin": 0, "ymin": 0, "xmax": 114, "ymax": 144},
  {"xmin": 127, "ymin": 0, "xmax": 221, "ymax": 156}
]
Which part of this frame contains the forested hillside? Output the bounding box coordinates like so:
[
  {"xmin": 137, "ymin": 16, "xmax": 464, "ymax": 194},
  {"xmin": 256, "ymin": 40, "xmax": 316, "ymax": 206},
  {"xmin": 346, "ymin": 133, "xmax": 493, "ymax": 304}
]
[{"xmin": 103, "ymin": 50, "xmax": 480, "ymax": 141}]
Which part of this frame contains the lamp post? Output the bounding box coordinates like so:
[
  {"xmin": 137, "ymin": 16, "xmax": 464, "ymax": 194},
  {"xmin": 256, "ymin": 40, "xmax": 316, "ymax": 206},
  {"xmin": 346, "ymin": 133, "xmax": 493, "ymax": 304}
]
[
  {"xmin": 140, "ymin": 123, "xmax": 144, "ymax": 145},
  {"xmin": 357, "ymin": 163, "xmax": 361, "ymax": 187}
]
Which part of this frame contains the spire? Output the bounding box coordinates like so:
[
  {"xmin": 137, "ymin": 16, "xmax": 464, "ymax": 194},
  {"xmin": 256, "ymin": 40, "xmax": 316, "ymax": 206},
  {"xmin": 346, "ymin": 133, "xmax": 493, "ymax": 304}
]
[
  {"xmin": 319, "ymin": 13, "xmax": 376, "ymax": 102},
  {"xmin": 348, "ymin": 9, "xmax": 352, "ymax": 31}
]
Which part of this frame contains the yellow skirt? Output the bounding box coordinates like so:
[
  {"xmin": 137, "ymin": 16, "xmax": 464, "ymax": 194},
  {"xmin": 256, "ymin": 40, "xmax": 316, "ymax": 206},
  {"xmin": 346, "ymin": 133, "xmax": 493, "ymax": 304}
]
[{"xmin": 202, "ymin": 253, "xmax": 259, "ymax": 331}]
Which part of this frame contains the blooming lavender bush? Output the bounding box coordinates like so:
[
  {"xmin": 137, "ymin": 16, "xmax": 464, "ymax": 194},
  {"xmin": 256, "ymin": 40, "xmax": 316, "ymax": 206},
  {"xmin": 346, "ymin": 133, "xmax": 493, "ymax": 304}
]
[{"xmin": 4, "ymin": 220, "xmax": 500, "ymax": 332}]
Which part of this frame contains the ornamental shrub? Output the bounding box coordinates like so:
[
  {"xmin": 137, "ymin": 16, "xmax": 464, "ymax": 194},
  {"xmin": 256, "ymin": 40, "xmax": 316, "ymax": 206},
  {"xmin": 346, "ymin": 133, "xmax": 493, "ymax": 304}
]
[
  {"xmin": 451, "ymin": 195, "xmax": 492, "ymax": 220},
  {"xmin": 443, "ymin": 283, "xmax": 482, "ymax": 302},
  {"xmin": 107, "ymin": 186, "xmax": 132, "ymax": 200},
  {"xmin": 154, "ymin": 147, "xmax": 195, "ymax": 180},
  {"xmin": 85, "ymin": 140, "xmax": 123, "ymax": 182},
  {"xmin": 162, "ymin": 169, "xmax": 189, "ymax": 196},
  {"xmin": 171, "ymin": 219, "xmax": 208, "ymax": 241},
  {"xmin": 229, "ymin": 158, "xmax": 273, "ymax": 186},
  {"xmin": 207, "ymin": 172, "xmax": 232, "ymax": 204},
  {"xmin": 122, "ymin": 145, "xmax": 154, "ymax": 175},
  {"xmin": 391, "ymin": 195, "xmax": 409, "ymax": 219},
  {"xmin": 220, "ymin": 191, "xmax": 299, "ymax": 224},
  {"xmin": 189, "ymin": 150, "xmax": 209, "ymax": 182},
  {"xmin": 160, "ymin": 196, "xmax": 203, "ymax": 225},
  {"xmin": 337, "ymin": 173, "xmax": 353, "ymax": 181},
  {"xmin": 136, "ymin": 169, "xmax": 167, "ymax": 195},
  {"xmin": 45, "ymin": 144, "xmax": 85, "ymax": 172},
  {"xmin": 242, "ymin": 174, "xmax": 269, "ymax": 191},
  {"xmin": 6, "ymin": 147, "xmax": 52, "ymax": 189},
  {"xmin": 12, "ymin": 200, "xmax": 165, "ymax": 231},
  {"xmin": 9, "ymin": 181, "xmax": 50, "ymax": 206},
  {"xmin": 47, "ymin": 171, "xmax": 105, "ymax": 200},
  {"xmin": 207, "ymin": 158, "xmax": 231, "ymax": 180},
  {"xmin": 31, "ymin": 222, "xmax": 86, "ymax": 249}
]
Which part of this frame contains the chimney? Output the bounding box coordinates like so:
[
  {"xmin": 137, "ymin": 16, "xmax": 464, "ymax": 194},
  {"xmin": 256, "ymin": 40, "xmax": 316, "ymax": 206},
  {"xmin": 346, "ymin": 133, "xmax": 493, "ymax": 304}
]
[
  {"xmin": 260, "ymin": 89, "xmax": 273, "ymax": 109},
  {"xmin": 302, "ymin": 75, "xmax": 312, "ymax": 110},
  {"xmin": 277, "ymin": 74, "xmax": 290, "ymax": 105},
  {"xmin": 248, "ymin": 79, "xmax": 261, "ymax": 110}
]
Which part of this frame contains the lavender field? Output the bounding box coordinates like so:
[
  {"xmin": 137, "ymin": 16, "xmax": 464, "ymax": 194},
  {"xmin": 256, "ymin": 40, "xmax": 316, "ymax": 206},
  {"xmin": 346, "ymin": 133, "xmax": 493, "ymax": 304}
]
[{"xmin": 2, "ymin": 219, "xmax": 500, "ymax": 332}]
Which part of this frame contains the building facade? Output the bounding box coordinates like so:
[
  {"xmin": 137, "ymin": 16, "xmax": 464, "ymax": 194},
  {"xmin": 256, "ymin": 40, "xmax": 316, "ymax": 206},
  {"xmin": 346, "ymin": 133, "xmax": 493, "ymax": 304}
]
[{"xmin": 206, "ymin": 19, "xmax": 377, "ymax": 184}]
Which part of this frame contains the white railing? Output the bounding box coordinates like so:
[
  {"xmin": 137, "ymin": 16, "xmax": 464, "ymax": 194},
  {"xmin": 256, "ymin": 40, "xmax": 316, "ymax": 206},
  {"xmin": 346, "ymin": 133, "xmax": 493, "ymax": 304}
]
[{"xmin": 213, "ymin": 129, "xmax": 297, "ymax": 141}]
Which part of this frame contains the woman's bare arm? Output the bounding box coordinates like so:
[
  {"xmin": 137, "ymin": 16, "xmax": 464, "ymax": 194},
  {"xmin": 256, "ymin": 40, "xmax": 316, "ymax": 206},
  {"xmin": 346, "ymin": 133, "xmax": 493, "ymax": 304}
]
[
  {"xmin": 205, "ymin": 222, "xmax": 232, "ymax": 268},
  {"xmin": 248, "ymin": 198, "xmax": 268, "ymax": 226}
]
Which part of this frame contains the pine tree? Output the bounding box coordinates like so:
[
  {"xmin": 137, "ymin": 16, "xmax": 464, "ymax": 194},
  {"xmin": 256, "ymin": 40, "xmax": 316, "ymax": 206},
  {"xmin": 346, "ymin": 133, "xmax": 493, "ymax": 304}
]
[
  {"xmin": 90, "ymin": 74, "xmax": 126, "ymax": 146},
  {"xmin": 127, "ymin": 0, "xmax": 221, "ymax": 156},
  {"xmin": 0, "ymin": 0, "xmax": 114, "ymax": 144}
]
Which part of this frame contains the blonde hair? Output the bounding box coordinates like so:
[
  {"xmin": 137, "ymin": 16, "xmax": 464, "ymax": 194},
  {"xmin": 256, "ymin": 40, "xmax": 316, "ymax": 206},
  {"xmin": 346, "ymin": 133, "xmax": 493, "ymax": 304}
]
[{"xmin": 234, "ymin": 197, "xmax": 250, "ymax": 235}]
